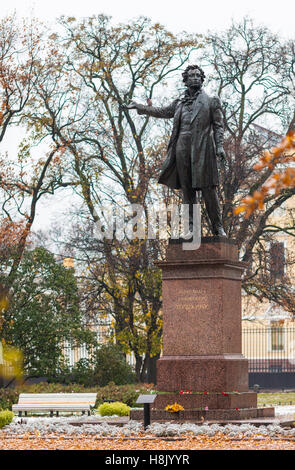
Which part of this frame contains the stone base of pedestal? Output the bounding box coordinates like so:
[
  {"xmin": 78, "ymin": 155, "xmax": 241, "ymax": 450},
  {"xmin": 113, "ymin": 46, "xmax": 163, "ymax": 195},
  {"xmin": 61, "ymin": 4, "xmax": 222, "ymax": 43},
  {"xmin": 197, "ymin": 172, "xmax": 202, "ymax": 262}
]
[
  {"xmin": 153, "ymin": 391, "xmax": 257, "ymax": 410},
  {"xmin": 157, "ymin": 355, "xmax": 249, "ymax": 393},
  {"xmin": 130, "ymin": 390, "xmax": 275, "ymax": 423},
  {"xmin": 130, "ymin": 406, "xmax": 275, "ymax": 422}
]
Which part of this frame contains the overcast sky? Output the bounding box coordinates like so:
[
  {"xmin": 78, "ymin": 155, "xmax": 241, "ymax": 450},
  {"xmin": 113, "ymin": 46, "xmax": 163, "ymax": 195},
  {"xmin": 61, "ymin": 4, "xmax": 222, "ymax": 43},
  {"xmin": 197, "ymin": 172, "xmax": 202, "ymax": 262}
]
[
  {"xmin": 1, "ymin": 0, "xmax": 294, "ymax": 232},
  {"xmin": 2, "ymin": 0, "xmax": 295, "ymax": 39}
]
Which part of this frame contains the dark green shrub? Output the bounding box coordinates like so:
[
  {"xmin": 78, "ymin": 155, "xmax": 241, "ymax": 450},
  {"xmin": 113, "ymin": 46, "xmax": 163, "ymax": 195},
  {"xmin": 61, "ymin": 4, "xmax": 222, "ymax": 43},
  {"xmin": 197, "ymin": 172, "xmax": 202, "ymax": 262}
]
[
  {"xmin": 17, "ymin": 382, "xmax": 96, "ymax": 393},
  {"xmin": 93, "ymin": 344, "xmax": 136, "ymax": 387},
  {"xmin": 69, "ymin": 358, "xmax": 96, "ymax": 386},
  {"xmin": 95, "ymin": 383, "xmax": 141, "ymax": 407},
  {"xmin": 46, "ymin": 344, "xmax": 136, "ymax": 387},
  {"xmin": 0, "ymin": 389, "xmax": 19, "ymax": 411},
  {"xmin": 0, "ymin": 410, "xmax": 14, "ymax": 428},
  {"xmin": 52, "ymin": 359, "xmax": 96, "ymax": 386}
]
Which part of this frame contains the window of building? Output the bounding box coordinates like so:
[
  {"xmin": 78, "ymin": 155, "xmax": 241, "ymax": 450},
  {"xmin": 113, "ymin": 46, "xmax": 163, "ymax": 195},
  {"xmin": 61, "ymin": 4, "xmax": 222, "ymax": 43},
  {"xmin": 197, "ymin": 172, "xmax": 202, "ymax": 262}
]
[
  {"xmin": 79, "ymin": 343, "xmax": 88, "ymax": 360},
  {"xmin": 270, "ymin": 321, "xmax": 285, "ymax": 352},
  {"xmin": 64, "ymin": 340, "xmax": 75, "ymax": 368}
]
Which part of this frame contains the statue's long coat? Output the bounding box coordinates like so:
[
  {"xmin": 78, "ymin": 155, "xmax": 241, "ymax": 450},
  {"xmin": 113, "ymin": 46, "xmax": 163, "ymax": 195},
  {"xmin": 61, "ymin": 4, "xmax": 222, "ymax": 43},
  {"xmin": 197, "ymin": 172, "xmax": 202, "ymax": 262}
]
[{"xmin": 138, "ymin": 90, "xmax": 224, "ymax": 189}]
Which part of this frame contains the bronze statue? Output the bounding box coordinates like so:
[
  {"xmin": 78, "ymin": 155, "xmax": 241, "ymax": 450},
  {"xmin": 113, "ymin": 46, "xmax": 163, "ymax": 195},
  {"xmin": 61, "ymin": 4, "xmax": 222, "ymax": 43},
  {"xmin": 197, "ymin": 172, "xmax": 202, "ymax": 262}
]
[{"xmin": 127, "ymin": 65, "xmax": 226, "ymax": 237}]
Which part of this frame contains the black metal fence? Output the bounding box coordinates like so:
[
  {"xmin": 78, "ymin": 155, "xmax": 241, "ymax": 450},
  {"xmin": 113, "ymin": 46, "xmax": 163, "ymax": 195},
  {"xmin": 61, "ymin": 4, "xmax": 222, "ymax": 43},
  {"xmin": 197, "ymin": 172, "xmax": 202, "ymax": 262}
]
[
  {"xmin": 2, "ymin": 327, "xmax": 295, "ymax": 389},
  {"xmin": 242, "ymin": 327, "xmax": 295, "ymax": 372},
  {"xmin": 242, "ymin": 326, "xmax": 295, "ymax": 388}
]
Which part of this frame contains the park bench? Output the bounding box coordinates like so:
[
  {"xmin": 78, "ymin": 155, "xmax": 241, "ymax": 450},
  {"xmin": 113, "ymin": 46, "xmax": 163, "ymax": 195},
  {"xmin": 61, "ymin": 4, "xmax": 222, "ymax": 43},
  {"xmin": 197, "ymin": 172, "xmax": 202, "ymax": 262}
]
[{"xmin": 12, "ymin": 393, "xmax": 97, "ymax": 417}]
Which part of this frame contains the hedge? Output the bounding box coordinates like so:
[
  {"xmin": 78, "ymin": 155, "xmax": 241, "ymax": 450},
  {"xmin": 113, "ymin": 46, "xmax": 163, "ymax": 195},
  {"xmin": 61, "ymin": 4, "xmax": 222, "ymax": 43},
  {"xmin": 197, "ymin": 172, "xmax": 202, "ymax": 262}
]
[{"xmin": 0, "ymin": 382, "xmax": 155, "ymax": 410}]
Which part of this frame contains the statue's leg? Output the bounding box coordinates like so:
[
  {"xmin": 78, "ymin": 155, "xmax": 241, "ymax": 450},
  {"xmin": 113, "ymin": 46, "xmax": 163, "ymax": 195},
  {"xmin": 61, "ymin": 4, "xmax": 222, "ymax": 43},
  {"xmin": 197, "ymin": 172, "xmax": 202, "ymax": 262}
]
[
  {"xmin": 202, "ymin": 186, "xmax": 226, "ymax": 236},
  {"xmin": 176, "ymin": 134, "xmax": 196, "ymax": 231},
  {"xmin": 182, "ymin": 186, "xmax": 196, "ymax": 231}
]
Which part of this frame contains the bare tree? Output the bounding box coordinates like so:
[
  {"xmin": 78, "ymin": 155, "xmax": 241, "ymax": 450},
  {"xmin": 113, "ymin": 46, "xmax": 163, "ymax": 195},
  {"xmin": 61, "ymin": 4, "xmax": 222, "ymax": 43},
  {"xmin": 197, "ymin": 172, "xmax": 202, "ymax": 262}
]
[
  {"xmin": 201, "ymin": 18, "xmax": 295, "ymax": 313},
  {"xmin": 23, "ymin": 15, "xmax": 201, "ymax": 381}
]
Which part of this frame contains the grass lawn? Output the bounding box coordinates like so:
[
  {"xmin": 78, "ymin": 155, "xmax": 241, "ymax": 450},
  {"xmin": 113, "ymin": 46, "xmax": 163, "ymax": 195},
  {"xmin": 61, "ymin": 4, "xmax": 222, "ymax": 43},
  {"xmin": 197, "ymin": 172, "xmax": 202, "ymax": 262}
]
[{"xmin": 258, "ymin": 392, "xmax": 295, "ymax": 407}]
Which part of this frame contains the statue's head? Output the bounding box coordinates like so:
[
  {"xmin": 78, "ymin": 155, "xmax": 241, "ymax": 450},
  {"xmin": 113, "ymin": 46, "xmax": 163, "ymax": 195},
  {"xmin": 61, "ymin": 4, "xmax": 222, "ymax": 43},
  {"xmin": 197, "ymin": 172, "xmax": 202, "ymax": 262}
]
[{"xmin": 182, "ymin": 65, "xmax": 205, "ymax": 88}]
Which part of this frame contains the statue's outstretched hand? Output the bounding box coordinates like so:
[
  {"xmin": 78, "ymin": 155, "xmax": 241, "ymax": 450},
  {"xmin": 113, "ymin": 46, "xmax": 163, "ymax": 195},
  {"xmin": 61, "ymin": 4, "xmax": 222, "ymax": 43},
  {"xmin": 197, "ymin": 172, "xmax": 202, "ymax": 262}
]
[{"xmin": 125, "ymin": 100, "xmax": 140, "ymax": 110}]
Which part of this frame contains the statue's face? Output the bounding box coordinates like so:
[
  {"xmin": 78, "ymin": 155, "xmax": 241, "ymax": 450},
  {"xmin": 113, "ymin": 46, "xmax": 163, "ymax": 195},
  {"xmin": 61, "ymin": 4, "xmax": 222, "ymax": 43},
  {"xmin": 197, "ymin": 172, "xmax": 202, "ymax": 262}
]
[{"xmin": 186, "ymin": 69, "xmax": 203, "ymax": 89}]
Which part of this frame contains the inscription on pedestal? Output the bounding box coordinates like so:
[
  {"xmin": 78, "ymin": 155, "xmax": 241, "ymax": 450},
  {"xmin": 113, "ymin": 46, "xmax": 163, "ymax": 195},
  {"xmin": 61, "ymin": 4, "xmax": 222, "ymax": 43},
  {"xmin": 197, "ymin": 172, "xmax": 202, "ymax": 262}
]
[
  {"xmin": 174, "ymin": 288, "xmax": 209, "ymax": 311},
  {"xmin": 163, "ymin": 278, "xmax": 223, "ymax": 356}
]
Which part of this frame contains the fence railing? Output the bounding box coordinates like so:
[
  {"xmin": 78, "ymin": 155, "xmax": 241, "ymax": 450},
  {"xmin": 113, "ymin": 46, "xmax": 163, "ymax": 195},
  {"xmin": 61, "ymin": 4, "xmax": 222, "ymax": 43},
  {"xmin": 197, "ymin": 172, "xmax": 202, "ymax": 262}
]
[
  {"xmin": 2, "ymin": 328, "xmax": 295, "ymax": 382},
  {"xmin": 242, "ymin": 327, "xmax": 295, "ymax": 373}
]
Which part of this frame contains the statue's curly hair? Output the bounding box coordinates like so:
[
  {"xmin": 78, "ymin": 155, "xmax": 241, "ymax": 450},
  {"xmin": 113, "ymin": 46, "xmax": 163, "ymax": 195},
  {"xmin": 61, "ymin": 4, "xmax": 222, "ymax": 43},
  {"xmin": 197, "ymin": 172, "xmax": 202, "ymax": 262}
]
[{"xmin": 182, "ymin": 65, "xmax": 205, "ymax": 84}]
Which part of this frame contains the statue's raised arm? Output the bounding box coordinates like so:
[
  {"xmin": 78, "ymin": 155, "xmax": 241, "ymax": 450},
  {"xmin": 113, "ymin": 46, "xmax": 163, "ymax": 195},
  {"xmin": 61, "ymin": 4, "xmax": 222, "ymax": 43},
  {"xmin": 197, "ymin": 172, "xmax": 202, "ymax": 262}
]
[{"xmin": 125, "ymin": 99, "xmax": 178, "ymax": 119}]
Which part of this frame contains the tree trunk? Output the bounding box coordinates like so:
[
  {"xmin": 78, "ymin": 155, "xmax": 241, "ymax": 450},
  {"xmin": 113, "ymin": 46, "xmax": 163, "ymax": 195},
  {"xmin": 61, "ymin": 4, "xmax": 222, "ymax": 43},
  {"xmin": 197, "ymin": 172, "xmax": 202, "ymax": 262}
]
[
  {"xmin": 139, "ymin": 354, "xmax": 159, "ymax": 384},
  {"xmin": 134, "ymin": 353, "xmax": 142, "ymax": 382},
  {"xmin": 145, "ymin": 354, "xmax": 159, "ymax": 385}
]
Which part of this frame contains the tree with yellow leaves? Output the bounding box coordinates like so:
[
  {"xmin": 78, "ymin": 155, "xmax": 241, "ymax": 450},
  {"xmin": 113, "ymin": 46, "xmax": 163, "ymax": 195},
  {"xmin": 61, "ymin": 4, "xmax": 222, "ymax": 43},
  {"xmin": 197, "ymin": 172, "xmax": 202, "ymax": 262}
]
[{"xmin": 236, "ymin": 131, "xmax": 295, "ymax": 217}]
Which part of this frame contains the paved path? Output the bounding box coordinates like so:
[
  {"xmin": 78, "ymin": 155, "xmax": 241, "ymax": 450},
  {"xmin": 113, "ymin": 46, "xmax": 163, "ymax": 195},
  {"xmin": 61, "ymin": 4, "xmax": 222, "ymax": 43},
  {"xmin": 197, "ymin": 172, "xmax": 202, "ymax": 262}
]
[
  {"xmin": 9, "ymin": 405, "xmax": 295, "ymax": 427},
  {"xmin": 274, "ymin": 405, "xmax": 295, "ymax": 416}
]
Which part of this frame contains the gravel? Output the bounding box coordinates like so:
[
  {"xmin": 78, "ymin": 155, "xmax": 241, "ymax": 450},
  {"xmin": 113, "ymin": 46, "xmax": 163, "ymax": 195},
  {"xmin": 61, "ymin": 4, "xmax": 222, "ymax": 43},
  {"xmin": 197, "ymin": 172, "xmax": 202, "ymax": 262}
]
[{"xmin": 0, "ymin": 406, "xmax": 294, "ymax": 437}]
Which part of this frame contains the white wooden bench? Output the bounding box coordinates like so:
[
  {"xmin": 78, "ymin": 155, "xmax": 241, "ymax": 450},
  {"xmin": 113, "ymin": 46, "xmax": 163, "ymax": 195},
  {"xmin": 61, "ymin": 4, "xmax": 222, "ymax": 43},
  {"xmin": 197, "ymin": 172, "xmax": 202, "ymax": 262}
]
[{"xmin": 12, "ymin": 393, "xmax": 97, "ymax": 417}]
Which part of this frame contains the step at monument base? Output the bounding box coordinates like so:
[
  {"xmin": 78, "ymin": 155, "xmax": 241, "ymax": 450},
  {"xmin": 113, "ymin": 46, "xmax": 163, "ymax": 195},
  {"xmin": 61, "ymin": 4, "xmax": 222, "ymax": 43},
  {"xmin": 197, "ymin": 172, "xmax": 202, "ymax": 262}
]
[
  {"xmin": 153, "ymin": 391, "xmax": 258, "ymax": 410},
  {"xmin": 130, "ymin": 406, "xmax": 275, "ymax": 423}
]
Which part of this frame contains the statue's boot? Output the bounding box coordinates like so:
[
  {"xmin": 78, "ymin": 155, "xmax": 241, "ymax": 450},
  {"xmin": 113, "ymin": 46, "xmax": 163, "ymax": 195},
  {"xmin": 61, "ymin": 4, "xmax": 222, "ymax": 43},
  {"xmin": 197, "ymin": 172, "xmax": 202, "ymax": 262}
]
[{"xmin": 202, "ymin": 187, "xmax": 227, "ymax": 237}]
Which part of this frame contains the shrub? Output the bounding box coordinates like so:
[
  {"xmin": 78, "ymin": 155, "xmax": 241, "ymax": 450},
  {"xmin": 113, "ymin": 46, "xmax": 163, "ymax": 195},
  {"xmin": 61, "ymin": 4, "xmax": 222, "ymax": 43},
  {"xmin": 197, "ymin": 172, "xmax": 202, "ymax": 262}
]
[
  {"xmin": 0, "ymin": 389, "xmax": 19, "ymax": 411},
  {"xmin": 95, "ymin": 382, "xmax": 139, "ymax": 407},
  {"xmin": 69, "ymin": 358, "xmax": 96, "ymax": 386},
  {"xmin": 17, "ymin": 382, "xmax": 94, "ymax": 393},
  {"xmin": 93, "ymin": 344, "xmax": 136, "ymax": 387},
  {"xmin": 98, "ymin": 401, "xmax": 130, "ymax": 417},
  {"xmin": 0, "ymin": 410, "xmax": 14, "ymax": 428},
  {"xmin": 47, "ymin": 344, "xmax": 137, "ymax": 387},
  {"xmin": 53, "ymin": 358, "xmax": 96, "ymax": 386}
]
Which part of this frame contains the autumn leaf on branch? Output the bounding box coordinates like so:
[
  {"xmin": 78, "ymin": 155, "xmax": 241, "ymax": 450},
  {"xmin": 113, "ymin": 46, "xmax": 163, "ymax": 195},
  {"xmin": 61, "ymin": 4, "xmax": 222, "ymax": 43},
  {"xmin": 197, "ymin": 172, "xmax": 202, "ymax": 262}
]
[{"xmin": 235, "ymin": 130, "xmax": 295, "ymax": 218}]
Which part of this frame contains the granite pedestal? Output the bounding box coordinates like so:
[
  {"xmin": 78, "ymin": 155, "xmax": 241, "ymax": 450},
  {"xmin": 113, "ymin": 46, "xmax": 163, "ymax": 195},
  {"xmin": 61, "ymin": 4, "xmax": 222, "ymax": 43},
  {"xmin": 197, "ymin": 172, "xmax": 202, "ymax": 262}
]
[{"xmin": 131, "ymin": 237, "xmax": 274, "ymax": 422}]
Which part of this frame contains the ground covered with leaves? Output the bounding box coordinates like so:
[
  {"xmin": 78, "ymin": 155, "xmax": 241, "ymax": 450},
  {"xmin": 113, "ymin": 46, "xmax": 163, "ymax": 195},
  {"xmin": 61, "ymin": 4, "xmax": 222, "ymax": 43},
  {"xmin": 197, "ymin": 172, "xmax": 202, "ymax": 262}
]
[
  {"xmin": 1, "ymin": 433, "xmax": 295, "ymax": 450},
  {"xmin": 1, "ymin": 418, "xmax": 295, "ymax": 450}
]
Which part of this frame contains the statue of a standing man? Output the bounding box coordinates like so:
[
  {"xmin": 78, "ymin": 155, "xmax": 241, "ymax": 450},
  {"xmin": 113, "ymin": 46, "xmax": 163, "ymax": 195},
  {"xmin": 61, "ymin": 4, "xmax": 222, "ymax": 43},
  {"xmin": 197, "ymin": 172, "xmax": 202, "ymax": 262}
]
[{"xmin": 127, "ymin": 65, "xmax": 226, "ymax": 237}]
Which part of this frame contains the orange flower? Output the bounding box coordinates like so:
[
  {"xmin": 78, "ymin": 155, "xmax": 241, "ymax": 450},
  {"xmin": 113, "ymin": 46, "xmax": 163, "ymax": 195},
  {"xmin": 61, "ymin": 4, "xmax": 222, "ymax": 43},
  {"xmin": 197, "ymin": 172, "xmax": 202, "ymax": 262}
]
[{"xmin": 165, "ymin": 402, "xmax": 184, "ymax": 413}]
